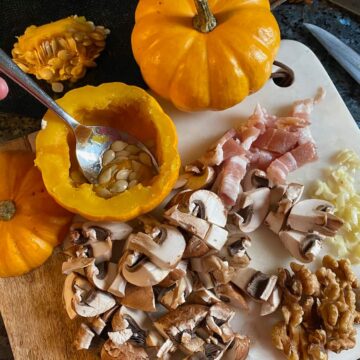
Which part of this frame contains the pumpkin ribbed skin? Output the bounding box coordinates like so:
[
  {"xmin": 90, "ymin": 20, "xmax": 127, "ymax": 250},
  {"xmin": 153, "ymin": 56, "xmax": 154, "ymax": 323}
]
[
  {"xmin": 131, "ymin": 0, "xmax": 280, "ymax": 111},
  {"xmin": 35, "ymin": 82, "xmax": 180, "ymax": 221},
  {"xmin": 0, "ymin": 151, "xmax": 72, "ymax": 278}
]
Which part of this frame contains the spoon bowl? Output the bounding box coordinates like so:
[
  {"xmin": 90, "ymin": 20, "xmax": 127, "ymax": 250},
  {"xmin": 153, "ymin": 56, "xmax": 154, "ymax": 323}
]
[{"xmin": 0, "ymin": 48, "xmax": 158, "ymax": 184}]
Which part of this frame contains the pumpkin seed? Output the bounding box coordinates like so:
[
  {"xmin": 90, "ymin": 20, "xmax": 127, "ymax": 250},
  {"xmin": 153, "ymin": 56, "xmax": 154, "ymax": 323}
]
[
  {"xmin": 95, "ymin": 41, "xmax": 106, "ymax": 48},
  {"xmin": 139, "ymin": 152, "xmax": 152, "ymax": 166},
  {"xmin": 90, "ymin": 32, "xmax": 105, "ymax": 41},
  {"xmin": 48, "ymin": 57, "xmax": 63, "ymax": 68},
  {"xmin": 131, "ymin": 160, "xmax": 142, "ymax": 172},
  {"xmin": 71, "ymin": 65, "xmax": 84, "ymax": 77},
  {"xmin": 110, "ymin": 180, "xmax": 128, "ymax": 193},
  {"xmin": 24, "ymin": 51, "xmax": 35, "ymax": 63},
  {"xmin": 43, "ymin": 41, "xmax": 53, "ymax": 57},
  {"xmin": 52, "ymin": 82, "xmax": 64, "ymax": 93},
  {"xmin": 128, "ymin": 171, "xmax": 139, "ymax": 182},
  {"xmin": 113, "ymin": 156, "xmax": 128, "ymax": 163},
  {"xmin": 87, "ymin": 21, "xmax": 95, "ymax": 30},
  {"xmin": 116, "ymin": 150, "xmax": 130, "ymax": 157},
  {"xmin": 95, "ymin": 186, "xmax": 112, "ymax": 198},
  {"xmin": 38, "ymin": 67, "xmax": 54, "ymax": 80},
  {"xmin": 98, "ymin": 167, "xmax": 112, "ymax": 184},
  {"xmin": 82, "ymin": 40, "xmax": 93, "ymax": 46},
  {"xmin": 58, "ymin": 50, "xmax": 72, "ymax": 61},
  {"xmin": 51, "ymin": 39, "xmax": 58, "ymax": 55},
  {"xmin": 16, "ymin": 62, "xmax": 29, "ymax": 72},
  {"xmin": 111, "ymin": 140, "xmax": 128, "ymax": 152},
  {"xmin": 74, "ymin": 32, "xmax": 84, "ymax": 42},
  {"xmin": 58, "ymin": 38, "xmax": 68, "ymax": 49},
  {"xmin": 128, "ymin": 180, "xmax": 138, "ymax": 188},
  {"xmin": 116, "ymin": 169, "xmax": 131, "ymax": 180},
  {"xmin": 126, "ymin": 144, "xmax": 140, "ymax": 155},
  {"xmin": 102, "ymin": 149, "xmax": 116, "ymax": 166}
]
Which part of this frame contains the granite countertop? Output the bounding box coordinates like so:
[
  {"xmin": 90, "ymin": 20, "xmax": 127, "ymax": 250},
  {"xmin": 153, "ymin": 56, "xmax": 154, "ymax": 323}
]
[{"xmin": 0, "ymin": 1, "xmax": 359, "ymax": 359}]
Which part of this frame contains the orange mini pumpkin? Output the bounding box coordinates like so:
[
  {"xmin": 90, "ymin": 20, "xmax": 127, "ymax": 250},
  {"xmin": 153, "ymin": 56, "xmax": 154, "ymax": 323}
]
[
  {"xmin": 132, "ymin": 0, "xmax": 281, "ymax": 111},
  {"xmin": 0, "ymin": 151, "xmax": 73, "ymax": 277}
]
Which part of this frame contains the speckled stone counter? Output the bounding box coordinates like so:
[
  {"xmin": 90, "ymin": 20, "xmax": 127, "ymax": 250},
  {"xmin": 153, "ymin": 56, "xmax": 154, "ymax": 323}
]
[{"xmin": 0, "ymin": 1, "xmax": 359, "ymax": 359}]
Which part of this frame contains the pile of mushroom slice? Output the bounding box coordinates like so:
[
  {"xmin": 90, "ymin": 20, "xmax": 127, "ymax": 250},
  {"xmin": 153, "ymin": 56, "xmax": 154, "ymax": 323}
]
[{"xmin": 61, "ymin": 189, "xmax": 282, "ymax": 359}]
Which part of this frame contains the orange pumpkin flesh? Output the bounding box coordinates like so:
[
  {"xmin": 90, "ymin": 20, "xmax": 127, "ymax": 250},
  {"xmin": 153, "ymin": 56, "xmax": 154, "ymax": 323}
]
[
  {"xmin": 0, "ymin": 151, "xmax": 73, "ymax": 278},
  {"xmin": 131, "ymin": 0, "xmax": 281, "ymax": 111}
]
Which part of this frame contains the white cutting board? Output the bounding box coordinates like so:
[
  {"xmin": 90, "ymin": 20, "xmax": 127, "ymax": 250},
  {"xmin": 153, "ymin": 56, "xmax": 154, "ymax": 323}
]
[{"xmin": 156, "ymin": 40, "xmax": 360, "ymax": 360}]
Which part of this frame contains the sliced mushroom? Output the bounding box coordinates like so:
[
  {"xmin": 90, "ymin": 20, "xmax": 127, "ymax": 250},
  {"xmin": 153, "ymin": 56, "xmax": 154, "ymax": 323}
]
[
  {"xmin": 85, "ymin": 262, "xmax": 119, "ymax": 291},
  {"xmin": 73, "ymin": 285, "xmax": 116, "ymax": 317},
  {"xmin": 62, "ymin": 257, "xmax": 95, "ymax": 275},
  {"xmin": 231, "ymin": 188, "xmax": 270, "ymax": 233},
  {"xmin": 74, "ymin": 323, "xmax": 95, "ymax": 350},
  {"xmin": 87, "ymin": 238, "xmax": 113, "ymax": 264},
  {"xmin": 127, "ymin": 225, "xmax": 186, "ymax": 269},
  {"xmin": 121, "ymin": 284, "xmax": 156, "ymax": 312},
  {"xmin": 154, "ymin": 304, "xmax": 209, "ymax": 340},
  {"xmin": 164, "ymin": 205, "xmax": 228, "ymax": 251},
  {"xmin": 231, "ymin": 267, "xmax": 278, "ymax": 302},
  {"xmin": 187, "ymin": 288, "xmax": 221, "ymax": 306},
  {"xmin": 181, "ymin": 190, "xmax": 227, "ymax": 227},
  {"xmin": 107, "ymin": 271, "xmax": 127, "ymax": 298},
  {"xmin": 222, "ymin": 334, "xmax": 250, "ymax": 360},
  {"xmin": 90, "ymin": 305, "xmax": 119, "ymax": 335},
  {"xmin": 279, "ymin": 230, "xmax": 324, "ymax": 263},
  {"xmin": 260, "ymin": 286, "xmax": 281, "ymax": 316},
  {"xmin": 158, "ymin": 260, "xmax": 188, "ymax": 288},
  {"xmin": 82, "ymin": 222, "xmax": 133, "ymax": 241},
  {"xmin": 101, "ymin": 340, "xmax": 148, "ymax": 360},
  {"xmin": 146, "ymin": 330, "xmax": 164, "ymax": 347},
  {"xmin": 158, "ymin": 277, "xmax": 188, "ymax": 310},
  {"xmin": 183, "ymin": 236, "xmax": 210, "ymax": 259},
  {"xmin": 186, "ymin": 166, "xmax": 216, "ymax": 190},
  {"xmin": 265, "ymin": 183, "xmax": 304, "ymax": 234},
  {"xmin": 242, "ymin": 169, "xmax": 270, "ymax": 192},
  {"xmin": 122, "ymin": 252, "xmax": 170, "ymax": 287},
  {"xmin": 214, "ymin": 283, "xmax": 248, "ymax": 311},
  {"xmin": 197, "ymin": 272, "xmax": 216, "ymax": 289},
  {"xmin": 63, "ymin": 273, "xmax": 78, "ymax": 320},
  {"xmin": 220, "ymin": 234, "xmax": 251, "ymax": 268},
  {"xmin": 287, "ymin": 199, "xmax": 344, "ymax": 236}
]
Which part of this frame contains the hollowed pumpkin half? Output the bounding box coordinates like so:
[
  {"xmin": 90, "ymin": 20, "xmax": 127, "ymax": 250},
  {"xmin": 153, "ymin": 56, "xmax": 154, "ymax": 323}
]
[{"xmin": 35, "ymin": 82, "xmax": 180, "ymax": 221}]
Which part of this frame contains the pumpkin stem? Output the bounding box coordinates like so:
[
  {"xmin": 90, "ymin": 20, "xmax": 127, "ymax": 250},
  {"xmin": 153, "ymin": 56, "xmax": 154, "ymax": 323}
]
[
  {"xmin": 0, "ymin": 200, "xmax": 16, "ymax": 221},
  {"xmin": 193, "ymin": 0, "xmax": 217, "ymax": 33}
]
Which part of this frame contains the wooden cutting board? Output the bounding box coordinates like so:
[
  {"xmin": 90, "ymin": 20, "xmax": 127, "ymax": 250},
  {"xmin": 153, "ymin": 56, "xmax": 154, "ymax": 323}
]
[{"xmin": 0, "ymin": 40, "xmax": 359, "ymax": 360}]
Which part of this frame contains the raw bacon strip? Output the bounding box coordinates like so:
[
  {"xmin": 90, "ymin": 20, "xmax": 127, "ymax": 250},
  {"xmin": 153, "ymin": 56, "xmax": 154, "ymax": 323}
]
[
  {"xmin": 267, "ymin": 142, "xmax": 318, "ymax": 184},
  {"xmin": 297, "ymin": 126, "xmax": 315, "ymax": 145},
  {"xmin": 217, "ymin": 155, "xmax": 248, "ymax": 208},
  {"xmin": 291, "ymin": 88, "xmax": 325, "ymax": 119},
  {"xmin": 239, "ymin": 126, "xmax": 261, "ymax": 150},
  {"xmin": 222, "ymin": 138, "xmax": 246, "ymax": 160},
  {"xmin": 248, "ymin": 148, "xmax": 278, "ymax": 170},
  {"xmin": 253, "ymin": 128, "xmax": 298, "ymax": 154},
  {"xmin": 199, "ymin": 129, "xmax": 237, "ymax": 166},
  {"xmin": 291, "ymin": 142, "xmax": 318, "ymax": 167},
  {"xmin": 247, "ymin": 104, "xmax": 277, "ymax": 132}
]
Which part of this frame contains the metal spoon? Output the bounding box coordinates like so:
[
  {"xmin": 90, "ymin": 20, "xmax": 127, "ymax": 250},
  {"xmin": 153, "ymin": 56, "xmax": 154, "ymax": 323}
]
[{"xmin": 0, "ymin": 49, "xmax": 158, "ymax": 184}]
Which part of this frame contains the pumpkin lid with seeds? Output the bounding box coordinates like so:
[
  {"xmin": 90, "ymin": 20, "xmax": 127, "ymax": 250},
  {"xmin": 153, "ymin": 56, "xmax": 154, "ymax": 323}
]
[
  {"xmin": 12, "ymin": 15, "xmax": 109, "ymax": 91},
  {"xmin": 35, "ymin": 82, "xmax": 180, "ymax": 221}
]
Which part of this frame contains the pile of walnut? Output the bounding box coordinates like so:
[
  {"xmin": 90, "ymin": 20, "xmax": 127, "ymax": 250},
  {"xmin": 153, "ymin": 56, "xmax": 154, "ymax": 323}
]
[{"xmin": 272, "ymin": 256, "xmax": 360, "ymax": 359}]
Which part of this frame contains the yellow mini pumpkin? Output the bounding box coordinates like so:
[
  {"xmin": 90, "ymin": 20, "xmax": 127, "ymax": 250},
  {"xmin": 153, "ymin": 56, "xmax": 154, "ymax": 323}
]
[
  {"xmin": 0, "ymin": 151, "xmax": 73, "ymax": 277},
  {"xmin": 35, "ymin": 82, "xmax": 180, "ymax": 221},
  {"xmin": 132, "ymin": 0, "xmax": 281, "ymax": 111}
]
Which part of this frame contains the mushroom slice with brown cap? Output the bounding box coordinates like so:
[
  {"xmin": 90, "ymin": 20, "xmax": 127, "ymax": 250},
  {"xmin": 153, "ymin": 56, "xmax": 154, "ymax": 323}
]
[
  {"xmin": 158, "ymin": 276, "xmax": 188, "ymax": 310},
  {"xmin": 222, "ymin": 334, "xmax": 250, "ymax": 360},
  {"xmin": 154, "ymin": 304, "xmax": 209, "ymax": 340},
  {"xmin": 287, "ymin": 199, "xmax": 344, "ymax": 236},
  {"xmin": 180, "ymin": 190, "xmax": 228, "ymax": 227},
  {"xmin": 121, "ymin": 284, "xmax": 156, "ymax": 312},
  {"xmin": 127, "ymin": 225, "xmax": 186, "ymax": 269},
  {"xmin": 242, "ymin": 168, "xmax": 270, "ymax": 192},
  {"xmin": 231, "ymin": 188, "xmax": 270, "ymax": 233},
  {"xmin": 265, "ymin": 183, "xmax": 304, "ymax": 234},
  {"xmin": 73, "ymin": 285, "xmax": 116, "ymax": 317},
  {"xmin": 279, "ymin": 230, "xmax": 324, "ymax": 263},
  {"xmin": 90, "ymin": 305, "xmax": 119, "ymax": 335},
  {"xmin": 101, "ymin": 340, "xmax": 148, "ymax": 360},
  {"xmin": 206, "ymin": 303, "xmax": 235, "ymax": 343},
  {"xmin": 122, "ymin": 252, "xmax": 170, "ymax": 287},
  {"xmin": 187, "ymin": 288, "xmax": 221, "ymax": 306},
  {"xmin": 87, "ymin": 238, "xmax": 113, "ymax": 264},
  {"xmin": 158, "ymin": 260, "xmax": 188, "ymax": 288},
  {"xmin": 183, "ymin": 236, "xmax": 210, "ymax": 259},
  {"xmin": 214, "ymin": 283, "xmax": 248, "ymax": 311},
  {"xmin": 164, "ymin": 205, "xmax": 228, "ymax": 251},
  {"xmin": 63, "ymin": 272, "xmax": 78, "ymax": 320},
  {"xmin": 107, "ymin": 271, "xmax": 127, "ymax": 298},
  {"xmin": 82, "ymin": 221, "xmax": 133, "ymax": 241},
  {"xmin": 260, "ymin": 286, "xmax": 281, "ymax": 316},
  {"xmin": 62, "ymin": 257, "xmax": 95, "ymax": 275},
  {"xmin": 74, "ymin": 323, "xmax": 95, "ymax": 350},
  {"xmin": 85, "ymin": 262, "xmax": 119, "ymax": 291},
  {"xmin": 231, "ymin": 267, "xmax": 278, "ymax": 302}
]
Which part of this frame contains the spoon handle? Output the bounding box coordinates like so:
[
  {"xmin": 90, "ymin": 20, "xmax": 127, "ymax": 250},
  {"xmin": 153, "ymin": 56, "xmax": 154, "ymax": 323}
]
[{"xmin": 0, "ymin": 48, "xmax": 79, "ymax": 129}]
